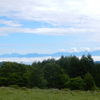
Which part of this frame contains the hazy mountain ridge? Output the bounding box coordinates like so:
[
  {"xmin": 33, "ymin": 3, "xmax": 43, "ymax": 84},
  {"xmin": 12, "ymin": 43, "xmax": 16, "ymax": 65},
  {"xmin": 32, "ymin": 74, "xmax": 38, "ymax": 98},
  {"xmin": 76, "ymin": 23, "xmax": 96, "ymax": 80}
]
[{"xmin": 0, "ymin": 50, "xmax": 100, "ymax": 58}]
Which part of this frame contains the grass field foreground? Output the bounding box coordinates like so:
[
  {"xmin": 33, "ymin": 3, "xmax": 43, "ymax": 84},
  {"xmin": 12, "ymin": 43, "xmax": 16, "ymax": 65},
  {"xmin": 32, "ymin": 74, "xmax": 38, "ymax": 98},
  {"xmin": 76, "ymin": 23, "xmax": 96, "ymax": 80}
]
[{"xmin": 0, "ymin": 87, "xmax": 100, "ymax": 100}]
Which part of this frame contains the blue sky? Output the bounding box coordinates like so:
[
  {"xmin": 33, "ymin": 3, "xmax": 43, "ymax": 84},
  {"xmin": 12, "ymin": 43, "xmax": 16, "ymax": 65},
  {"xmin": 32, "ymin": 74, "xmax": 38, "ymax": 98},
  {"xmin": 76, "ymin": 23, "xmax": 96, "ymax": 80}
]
[{"xmin": 0, "ymin": 0, "xmax": 100, "ymax": 55}]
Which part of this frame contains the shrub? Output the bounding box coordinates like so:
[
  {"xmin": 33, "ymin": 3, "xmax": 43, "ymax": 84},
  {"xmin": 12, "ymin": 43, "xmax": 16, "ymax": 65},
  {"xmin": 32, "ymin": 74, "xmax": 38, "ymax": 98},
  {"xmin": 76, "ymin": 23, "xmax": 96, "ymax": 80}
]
[
  {"xmin": 20, "ymin": 86, "xmax": 28, "ymax": 90},
  {"xmin": 9, "ymin": 85, "xmax": 19, "ymax": 89},
  {"xmin": 61, "ymin": 88, "xmax": 70, "ymax": 91},
  {"xmin": 67, "ymin": 77, "xmax": 85, "ymax": 90}
]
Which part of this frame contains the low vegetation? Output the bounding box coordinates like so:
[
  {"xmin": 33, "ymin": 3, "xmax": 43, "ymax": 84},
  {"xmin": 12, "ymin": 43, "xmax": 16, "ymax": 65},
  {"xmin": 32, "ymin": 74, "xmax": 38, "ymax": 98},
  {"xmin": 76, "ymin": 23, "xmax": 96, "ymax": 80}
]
[{"xmin": 0, "ymin": 87, "xmax": 100, "ymax": 100}]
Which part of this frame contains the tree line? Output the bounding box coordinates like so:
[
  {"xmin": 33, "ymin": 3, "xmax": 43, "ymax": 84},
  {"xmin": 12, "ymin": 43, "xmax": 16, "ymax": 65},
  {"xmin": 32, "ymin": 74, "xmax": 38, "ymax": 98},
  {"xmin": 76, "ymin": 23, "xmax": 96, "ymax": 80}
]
[{"xmin": 0, "ymin": 54, "xmax": 100, "ymax": 90}]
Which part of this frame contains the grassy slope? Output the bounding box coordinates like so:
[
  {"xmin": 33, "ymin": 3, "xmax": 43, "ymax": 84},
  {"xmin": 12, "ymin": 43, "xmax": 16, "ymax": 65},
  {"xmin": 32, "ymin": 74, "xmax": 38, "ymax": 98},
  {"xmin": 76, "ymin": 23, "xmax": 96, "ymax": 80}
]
[{"xmin": 0, "ymin": 87, "xmax": 100, "ymax": 100}]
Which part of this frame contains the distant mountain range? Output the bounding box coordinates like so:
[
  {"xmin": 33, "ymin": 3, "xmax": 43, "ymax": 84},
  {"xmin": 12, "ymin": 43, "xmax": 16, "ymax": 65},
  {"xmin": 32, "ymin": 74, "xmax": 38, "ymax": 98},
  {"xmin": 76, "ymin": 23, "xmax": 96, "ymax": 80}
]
[{"xmin": 0, "ymin": 50, "xmax": 100, "ymax": 58}]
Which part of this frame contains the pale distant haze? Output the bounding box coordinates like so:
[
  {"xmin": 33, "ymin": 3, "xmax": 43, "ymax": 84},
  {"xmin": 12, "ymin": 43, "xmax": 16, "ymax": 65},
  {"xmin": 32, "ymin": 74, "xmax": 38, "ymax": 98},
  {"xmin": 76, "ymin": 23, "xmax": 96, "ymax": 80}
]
[{"xmin": 0, "ymin": 0, "xmax": 100, "ymax": 63}]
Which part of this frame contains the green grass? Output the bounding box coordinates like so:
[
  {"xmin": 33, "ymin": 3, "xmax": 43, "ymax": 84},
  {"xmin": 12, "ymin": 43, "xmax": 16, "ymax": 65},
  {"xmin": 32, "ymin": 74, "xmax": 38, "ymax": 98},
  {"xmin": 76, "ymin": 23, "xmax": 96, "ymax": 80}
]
[{"xmin": 0, "ymin": 87, "xmax": 100, "ymax": 100}]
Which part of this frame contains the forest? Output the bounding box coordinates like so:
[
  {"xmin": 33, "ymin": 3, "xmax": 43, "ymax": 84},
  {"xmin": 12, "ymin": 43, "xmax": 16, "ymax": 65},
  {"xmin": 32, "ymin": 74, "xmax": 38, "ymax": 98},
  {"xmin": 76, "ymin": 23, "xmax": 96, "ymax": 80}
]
[{"xmin": 0, "ymin": 54, "xmax": 100, "ymax": 90}]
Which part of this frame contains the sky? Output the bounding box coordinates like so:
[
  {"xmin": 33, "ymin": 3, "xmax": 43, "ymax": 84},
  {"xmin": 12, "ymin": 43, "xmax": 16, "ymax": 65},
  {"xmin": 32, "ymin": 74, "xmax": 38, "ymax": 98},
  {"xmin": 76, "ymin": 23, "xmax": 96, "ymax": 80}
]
[{"xmin": 0, "ymin": 0, "xmax": 100, "ymax": 55}]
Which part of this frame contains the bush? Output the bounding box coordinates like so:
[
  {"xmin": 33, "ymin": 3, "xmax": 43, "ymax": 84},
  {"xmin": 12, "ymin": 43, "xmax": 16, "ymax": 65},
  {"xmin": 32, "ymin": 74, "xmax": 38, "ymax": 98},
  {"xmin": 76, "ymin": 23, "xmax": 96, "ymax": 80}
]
[
  {"xmin": 61, "ymin": 88, "xmax": 70, "ymax": 91},
  {"xmin": 20, "ymin": 87, "xmax": 28, "ymax": 90},
  {"xmin": 9, "ymin": 85, "xmax": 19, "ymax": 89},
  {"xmin": 67, "ymin": 77, "xmax": 85, "ymax": 90}
]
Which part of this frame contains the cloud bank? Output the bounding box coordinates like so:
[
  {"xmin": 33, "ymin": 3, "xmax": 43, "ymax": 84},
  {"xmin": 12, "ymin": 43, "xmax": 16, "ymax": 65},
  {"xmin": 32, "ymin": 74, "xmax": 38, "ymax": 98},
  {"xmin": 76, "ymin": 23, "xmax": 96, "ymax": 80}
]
[
  {"xmin": 0, "ymin": 56, "xmax": 100, "ymax": 65},
  {"xmin": 0, "ymin": 27, "xmax": 96, "ymax": 36},
  {"xmin": 0, "ymin": 57, "xmax": 60, "ymax": 64},
  {"xmin": 0, "ymin": 0, "xmax": 100, "ymax": 54},
  {"xmin": 0, "ymin": 0, "xmax": 100, "ymax": 38}
]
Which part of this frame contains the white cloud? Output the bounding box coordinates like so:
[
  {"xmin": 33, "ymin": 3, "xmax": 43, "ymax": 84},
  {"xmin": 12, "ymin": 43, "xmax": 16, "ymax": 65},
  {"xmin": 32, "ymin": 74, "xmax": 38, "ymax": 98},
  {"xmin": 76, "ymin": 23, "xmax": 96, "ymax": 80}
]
[
  {"xmin": 0, "ymin": 56, "xmax": 99, "ymax": 65},
  {"xmin": 0, "ymin": 57, "xmax": 60, "ymax": 64},
  {"xmin": 83, "ymin": 0, "xmax": 100, "ymax": 18},
  {"xmin": 0, "ymin": 0, "xmax": 100, "ymax": 42},
  {"xmin": 59, "ymin": 49, "xmax": 66, "ymax": 52},
  {"xmin": 78, "ymin": 56, "xmax": 100, "ymax": 61},
  {"xmin": 0, "ymin": 20, "xmax": 22, "ymax": 27},
  {"xmin": 93, "ymin": 47, "xmax": 100, "ymax": 51},
  {"xmin": 0, "ymin": 0, "xmax": 100, "ymax": 27},
  {"xmin": 80, "ymin": 47, "xmax": 90, "ymax": 51},
  {"xmin": 71, "ymin": 47, "xmax": 78, "ymax": 52},
  {"xmin": 92, "ymin": 56, "xmax": 100, "ymax": 61},
  {"xmin": 0, "ymin": 27, "xmax": 98, "ymax": 36}
]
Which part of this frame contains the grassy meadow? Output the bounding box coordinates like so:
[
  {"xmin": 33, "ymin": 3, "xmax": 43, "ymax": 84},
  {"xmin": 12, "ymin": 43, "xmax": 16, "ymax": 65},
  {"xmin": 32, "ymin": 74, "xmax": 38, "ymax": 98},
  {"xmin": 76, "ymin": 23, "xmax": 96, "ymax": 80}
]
[{"xmin": 0, "ymin": 87, "xmax": 100, "ymax": 100}]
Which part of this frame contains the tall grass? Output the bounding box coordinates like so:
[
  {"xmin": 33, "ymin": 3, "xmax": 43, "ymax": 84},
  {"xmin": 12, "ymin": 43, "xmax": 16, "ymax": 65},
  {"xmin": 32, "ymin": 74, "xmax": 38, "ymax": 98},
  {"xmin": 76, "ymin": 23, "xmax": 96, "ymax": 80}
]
[{"xmin": 0, "ymin": 87, "xmax": 100, "ymax": 100}]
